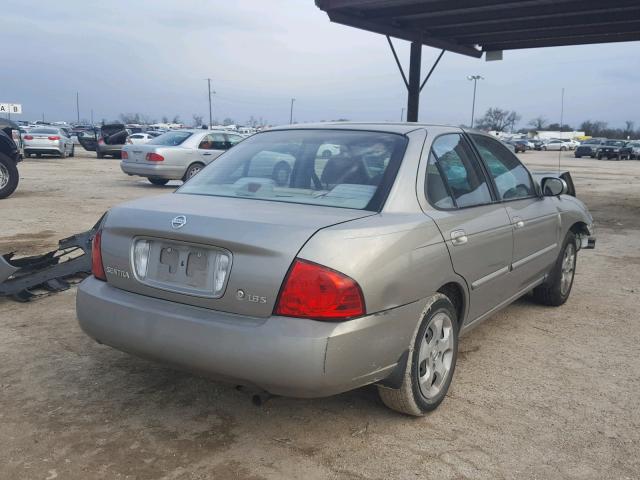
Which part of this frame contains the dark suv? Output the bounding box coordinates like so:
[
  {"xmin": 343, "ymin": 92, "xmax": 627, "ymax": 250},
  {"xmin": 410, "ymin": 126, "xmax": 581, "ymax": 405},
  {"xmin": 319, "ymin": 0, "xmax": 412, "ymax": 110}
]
[
  {"xmin": 574, "ymin": 138, "xmax": 606, "ymax": 158},
  {"xmin": 596, "ymin": 140, "xmax": 627, "ymax": 160},
  {"xmin": 0, "ymin": 119, "xmax": 21, "ymax": 199}
]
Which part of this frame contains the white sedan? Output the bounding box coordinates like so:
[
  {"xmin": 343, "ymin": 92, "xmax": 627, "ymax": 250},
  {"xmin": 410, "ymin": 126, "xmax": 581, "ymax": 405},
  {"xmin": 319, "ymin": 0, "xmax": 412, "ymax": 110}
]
[
  {"xmin": 23, "ymin": 127, "xmax": 75, "ymax": 158},
  {"xmin": 126, "ymin": 132, "xmax": 161, "ymax": 145},
  {"xmin": 542, "ymin": 139, "xmax": 572, "ymax": 151}
]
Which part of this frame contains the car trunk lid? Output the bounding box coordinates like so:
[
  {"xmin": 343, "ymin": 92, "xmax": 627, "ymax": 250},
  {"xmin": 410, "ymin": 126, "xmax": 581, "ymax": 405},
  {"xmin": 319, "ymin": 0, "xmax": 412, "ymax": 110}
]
[{"xmin": 100, "ymin": 193, "xmax": 375, "ymax": 317}]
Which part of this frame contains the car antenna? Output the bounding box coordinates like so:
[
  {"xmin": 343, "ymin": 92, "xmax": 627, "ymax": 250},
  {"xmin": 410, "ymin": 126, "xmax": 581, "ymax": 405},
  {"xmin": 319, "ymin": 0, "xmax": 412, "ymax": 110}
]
[{"xmin": 558, "ymin": 87, "xmax": 564, "ymax": 172}]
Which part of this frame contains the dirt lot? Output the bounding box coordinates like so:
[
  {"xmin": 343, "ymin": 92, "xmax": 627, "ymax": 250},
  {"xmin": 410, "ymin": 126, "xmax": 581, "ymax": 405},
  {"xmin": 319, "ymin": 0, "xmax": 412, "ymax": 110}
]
[{"xmin": 1, "ymin": 148, "xmax": 639, "ymax": 479}]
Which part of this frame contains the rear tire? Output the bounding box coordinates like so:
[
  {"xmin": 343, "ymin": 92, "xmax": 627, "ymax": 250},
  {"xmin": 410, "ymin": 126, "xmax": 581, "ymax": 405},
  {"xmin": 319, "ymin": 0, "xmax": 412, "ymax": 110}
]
[
  {"xmin": 560, "ymin": 146, "xmax": 567, "ymax": 151},
  {"xmin": 69, "ymin": 145, "xmax": 75, "ymax": 157},
  {"xmin": 0, "ymin": 153, "xmax": 19, "ymax": 199},
  {"xmin": 96, "ymin": 151, "xmax": 104, "ymax": 159},
  {"xmin": 533, "ymin": 232, "xmax": 577, "ymax": 307},
  {"xmin": 59, "ymin": 148, "xmax": 66, "ymax": 159},
  {"xmin": 377, "ymin": 294, "xmax": 459, "ymax": 416},
  {"xmin": 542, "ymin": 146, "xmax": 547, "ymax": 151},
  {"xmin": 184, "ymin": 162, "xmax": 204, "ymax": 181},
  {"xmin": 148, "ymin": 178, "xmax": 169, "ymax": 186}
]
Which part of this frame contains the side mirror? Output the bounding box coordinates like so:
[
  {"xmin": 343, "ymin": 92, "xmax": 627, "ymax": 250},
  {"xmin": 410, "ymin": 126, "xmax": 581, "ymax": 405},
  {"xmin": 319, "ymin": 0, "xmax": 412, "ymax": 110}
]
[{"xmin": 541, "ymin": 177, "xmax": 567, "ymax": 196}]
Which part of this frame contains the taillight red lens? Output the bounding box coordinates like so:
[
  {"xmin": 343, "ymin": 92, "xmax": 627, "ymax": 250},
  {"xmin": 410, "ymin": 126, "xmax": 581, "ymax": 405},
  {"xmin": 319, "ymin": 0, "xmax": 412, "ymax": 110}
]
[
  {"xmin": 121, "ymin": 150, "xmax": 128, "ymax": 159},
  {"xmin": 91, "ymin": 230, "xmax": 106, "ymax": 281},
  {"xmin": 48, "ymin": 136, "xmax": 60, "ymax": 141},
  {"xmin": 274, "ymin": 259, "xmax": 365, "ymax": 321},
  {"xmin": 24, "ymin": 135, "xmax": 33, "ymax": 140},
  {"xmin": 98, "ymin": 138, "xmax": 105, "ymax": 145},
  {"xmin": 146, "ymin": 152, "xmax": 164, "ymax": 162}
]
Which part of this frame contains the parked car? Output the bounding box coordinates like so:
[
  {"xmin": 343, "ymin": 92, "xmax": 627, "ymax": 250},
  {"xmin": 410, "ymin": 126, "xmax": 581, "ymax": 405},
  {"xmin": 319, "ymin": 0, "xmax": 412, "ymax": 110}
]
[
  {"xmin": 596, "ymin": 140, "xmax": 627, "ymax": 160},
  {"xmin": 0, "ymin": 118, "xmax": 21, "ymax": 199},
  {"xmin": 574, "ymin": 138, "xmax": 607, "ymax": 158},
  {"xmin": 23, "ymin": 127, "xmax": 75, "ymax": 158},
  {"xmin": 564, "ymin": 139, "xmax": 580, "ymax": 150},
  {"xmin": 126, "ymin": 132, "xmax": 161, "ymax": 145},
  {"xmin": 541, "ymin": 139, "xmax": 571, "ymax": 151},
  {"xmin": 78, "ymin": 123, "xmax": 596, "ymax": 416},
  {"xmin": 77, "ymin": 123, "xmax": 128, "ymax": 158},
  {"xmin": 120, "ymin": 130, "xmax": 244, "ymax": 185},
  {"xmin": 500, "ymin": 140, "xmax": 516, "ymax": 153},
  {"xmin": 619, "ymin": 141, "xmax": 640, "ymax": 160},
  {"xmin": 531, "ymin": 139, "xmax": 545, "ymax": 151},
  {"xmin": 507, "ymin": 139, "xmax": 528, "ymax": 153}
]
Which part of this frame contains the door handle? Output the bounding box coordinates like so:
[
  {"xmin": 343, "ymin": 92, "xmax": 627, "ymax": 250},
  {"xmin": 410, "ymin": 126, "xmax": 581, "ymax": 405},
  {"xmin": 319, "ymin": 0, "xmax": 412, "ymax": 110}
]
[
  {"xmin": 512, "ymin": 216, "xmax": 525, "ymax": 229},
  {"xmin": 202, "ymin": 152, "xmax": 213, "ymax": 156},
  {"xmin": 450, "ymin": 230, "xmax": 468, "ymax": 246}
]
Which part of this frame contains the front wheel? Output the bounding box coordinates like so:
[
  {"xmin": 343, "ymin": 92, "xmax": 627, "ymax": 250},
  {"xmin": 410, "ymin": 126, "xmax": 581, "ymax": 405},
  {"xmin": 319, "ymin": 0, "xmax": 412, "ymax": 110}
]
[
  {"xmin": 560, "ymin": 146, "xmax": 567, "ymax": 151},
  {"xmin": 378, "ymin": 294, "xmax": 458, "ymax": 416},
  {"xmin": 0, "ymin": 153, "xmax": 19, "ymax": 199},
  {"xmin": 533, "ymin": 232, "xmax": 577, "ymax": 306}
]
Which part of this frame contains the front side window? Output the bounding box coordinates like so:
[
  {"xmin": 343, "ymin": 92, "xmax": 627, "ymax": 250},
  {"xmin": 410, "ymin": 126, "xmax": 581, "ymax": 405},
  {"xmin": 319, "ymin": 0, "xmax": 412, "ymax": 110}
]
[
  {"xmin": 179, "ymin": 129, "xmax": 407, "ymax": 211},
  {"xmin": 471, "ymin": 134, "xmax": 534, "ymax": 201},
  {"xmin": 426, "ymin": 134, "xmax": 492, "ymax": 208}
]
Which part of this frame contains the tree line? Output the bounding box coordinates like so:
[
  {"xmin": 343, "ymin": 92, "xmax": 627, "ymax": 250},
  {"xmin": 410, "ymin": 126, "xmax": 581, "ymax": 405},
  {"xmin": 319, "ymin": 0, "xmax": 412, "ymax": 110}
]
[{"xmin": 473, "ymin": 108, "xmax": 638, "ymax": 138}]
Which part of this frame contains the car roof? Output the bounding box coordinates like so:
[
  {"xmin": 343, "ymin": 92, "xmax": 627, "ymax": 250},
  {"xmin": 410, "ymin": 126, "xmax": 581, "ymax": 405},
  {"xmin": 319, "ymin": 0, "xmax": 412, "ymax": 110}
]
[{"xmin": 268, "ymin": 122, "xmax": 466, "ymax": 135}]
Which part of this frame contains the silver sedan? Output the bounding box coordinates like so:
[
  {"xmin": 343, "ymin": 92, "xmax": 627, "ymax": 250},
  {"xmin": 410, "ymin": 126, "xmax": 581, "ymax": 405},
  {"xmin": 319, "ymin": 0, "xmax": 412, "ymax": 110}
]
[
  {"xmin": 78, "ymin": 123, "xmax": 595, "ymax": 415},
  {"xmin": 23, "ymin": 127, "xmax": 75, "ymax": 158},
  {"xmin": 120, "ymin": 129, "xmax": 244, "ymax": 185}
]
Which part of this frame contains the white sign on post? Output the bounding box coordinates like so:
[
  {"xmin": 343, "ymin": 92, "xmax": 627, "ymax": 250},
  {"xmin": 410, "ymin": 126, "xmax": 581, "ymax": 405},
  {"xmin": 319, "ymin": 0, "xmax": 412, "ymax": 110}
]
[{"xmin": 0, "ymin": 103, "xmax": 22, "ymax": 114}]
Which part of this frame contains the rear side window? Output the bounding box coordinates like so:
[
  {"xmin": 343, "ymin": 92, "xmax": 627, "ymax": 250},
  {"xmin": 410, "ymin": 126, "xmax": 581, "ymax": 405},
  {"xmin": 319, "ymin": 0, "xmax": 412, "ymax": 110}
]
[
  {"xmin": 471, "ymin": 134, "xmax": 535, "ymax": 201},
  {"xmin": 426, "ymin": 134, "xmax": 492, "ymax": 209},
  {"xmin": 148, "ymin": 131, "xmax": 192, "ymax": 146}
]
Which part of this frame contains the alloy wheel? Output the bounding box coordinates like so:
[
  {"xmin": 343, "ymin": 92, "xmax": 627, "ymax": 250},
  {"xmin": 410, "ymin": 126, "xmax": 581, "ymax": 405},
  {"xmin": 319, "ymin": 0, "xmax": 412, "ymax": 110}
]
[
  {"xmin": 0, "ymin": 163, "xmax": 9, "ymax": 190},
  {"xmin": 560, "ymin": 243, "xmax": 576, "ymax": 296},
  {"xmin": 417, "ymin": 311, "xmax": 454, "ymax": 399}
]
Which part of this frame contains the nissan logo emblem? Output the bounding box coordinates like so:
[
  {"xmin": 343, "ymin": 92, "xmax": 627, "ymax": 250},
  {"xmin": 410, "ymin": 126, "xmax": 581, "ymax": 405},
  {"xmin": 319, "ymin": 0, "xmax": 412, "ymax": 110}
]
[{"xmin": 171, "ymin": 215, "xmax": 187, "ymax": 229}]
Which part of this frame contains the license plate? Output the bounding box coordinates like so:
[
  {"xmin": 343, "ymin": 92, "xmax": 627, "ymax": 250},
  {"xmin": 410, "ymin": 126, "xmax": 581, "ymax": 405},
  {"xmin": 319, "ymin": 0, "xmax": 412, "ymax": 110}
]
[{"xmin": 133, "ymin": 238, "xmax": 231, "ymax": 298}]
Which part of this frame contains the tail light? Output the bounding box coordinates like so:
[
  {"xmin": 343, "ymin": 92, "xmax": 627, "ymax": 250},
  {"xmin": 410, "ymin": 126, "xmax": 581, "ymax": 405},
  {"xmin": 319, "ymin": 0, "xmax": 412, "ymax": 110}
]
[
  {"xmin": 98, "ymin": 138, "xmax": 105, "ymax": 145},
  {"xmin": 146, "ymin": 152, "xmax": 164, "ymax": 162},
  {"xmin": 48, "ymin": 136, "xmax": 60, "ymax": 141},
  {"xmin": 91, "ymin": 230, "xmax": 106, "ymax": 281},
  {"xmin": 24, "ymin": 135, "xmax": 33, "ymax": 140},
  {"xmin": 121, "ymin": 150, "xmax": 128, "ymax": 159},
  {"xmin": 274, "ymin": 259, "xmax": 365, "ymax": 321}
]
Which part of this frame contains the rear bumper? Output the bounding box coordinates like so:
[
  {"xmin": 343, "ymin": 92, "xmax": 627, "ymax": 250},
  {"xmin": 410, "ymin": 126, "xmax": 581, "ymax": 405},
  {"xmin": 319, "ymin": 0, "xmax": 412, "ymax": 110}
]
[
  {"xmin": 120, "ymin": 161, "xmax": 185, "ymax": 179},
  {"xmin": 24, "ymin": 147, "xmax": 62, "ymax": 155},
  {"xmin": 76, "ymin": 277, "xmax": 422, "ymax": 397}
]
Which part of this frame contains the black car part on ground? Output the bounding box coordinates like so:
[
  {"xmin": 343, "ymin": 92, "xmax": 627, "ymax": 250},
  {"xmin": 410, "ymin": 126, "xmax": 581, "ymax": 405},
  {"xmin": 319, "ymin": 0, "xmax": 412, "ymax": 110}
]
[
  {"xmin": 0, "ymin": 218, "xmax": 102, "ymax": 301},
  {"xmin": 101, "ymin": 124, "xmax": 127, "ymax": 145}
]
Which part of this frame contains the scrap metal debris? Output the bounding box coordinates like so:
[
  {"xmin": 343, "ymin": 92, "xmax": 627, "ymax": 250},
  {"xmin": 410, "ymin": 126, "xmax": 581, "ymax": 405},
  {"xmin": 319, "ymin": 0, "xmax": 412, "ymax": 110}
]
[{"xmin": 0, "ymin": 218, "xmax": 102, "ymax": 302}]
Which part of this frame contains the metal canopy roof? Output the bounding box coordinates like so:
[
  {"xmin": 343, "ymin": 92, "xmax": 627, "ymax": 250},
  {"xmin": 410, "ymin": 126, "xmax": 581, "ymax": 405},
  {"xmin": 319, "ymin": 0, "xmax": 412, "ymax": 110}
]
[{"xmin": 315, "ymin": 0, "xmax": 640, "ymax": 58}]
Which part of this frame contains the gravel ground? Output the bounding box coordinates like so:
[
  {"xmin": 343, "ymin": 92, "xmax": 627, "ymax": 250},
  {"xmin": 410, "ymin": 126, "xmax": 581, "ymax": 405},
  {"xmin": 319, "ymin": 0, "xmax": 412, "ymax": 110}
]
[{"xmin": 1, "ymin": 148, "xmax": 639, "ymax": 479}]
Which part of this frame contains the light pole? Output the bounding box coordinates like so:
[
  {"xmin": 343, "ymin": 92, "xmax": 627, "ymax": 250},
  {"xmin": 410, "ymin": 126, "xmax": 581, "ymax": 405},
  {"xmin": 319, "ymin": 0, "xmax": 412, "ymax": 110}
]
[
  {"xmin": 206, "ymin": 78, "xmax": 213, "ymax": 129},
  {"xmin": 289, "ymin": 98, "xmax": 295, "ymax": 124},
  {"xmin": 76, "ymin": 92, "xmax": 80, "ymax": 124},
  {"xmin": 467, "ymin": 75, "xmax": 483, "ymax": 128},
  {"xmin": 401, "ymin": 107, "xmax": 405, "ymax": 122}
]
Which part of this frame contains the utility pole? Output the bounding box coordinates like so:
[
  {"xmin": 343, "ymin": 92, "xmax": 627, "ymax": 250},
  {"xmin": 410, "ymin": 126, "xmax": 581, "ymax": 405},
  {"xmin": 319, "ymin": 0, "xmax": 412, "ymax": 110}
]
[
  {"xmin": 467, "ymin": 75, "xmax": 483, "ymax": 128},
  {"xmin": 76, "ymin": 92, "xmax": 80, "ymax": 124},
  {"xmin": 559, "ymin": 87, "xmax": 565, "ymax": 171},
  {"xmin": 400, "ymin": 107, "xmax": 405, "ymax": 122},
  {"xmin": 289, "ymin": 98, "xmax": 296, "ymax": 124},
  {"xmin": 90, "ymin": 109, "xmax": 94, "ymax": 125},
  {"xmin": 206, "ymin": 78, "xmax": 213, "ymax": 129}
]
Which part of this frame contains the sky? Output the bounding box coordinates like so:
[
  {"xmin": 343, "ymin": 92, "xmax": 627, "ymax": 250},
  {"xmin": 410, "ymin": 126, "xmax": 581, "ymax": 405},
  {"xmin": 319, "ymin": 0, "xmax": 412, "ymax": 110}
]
[{"xmin": 2, "ymin": 0, "xmax": 639, "ymax": 129}]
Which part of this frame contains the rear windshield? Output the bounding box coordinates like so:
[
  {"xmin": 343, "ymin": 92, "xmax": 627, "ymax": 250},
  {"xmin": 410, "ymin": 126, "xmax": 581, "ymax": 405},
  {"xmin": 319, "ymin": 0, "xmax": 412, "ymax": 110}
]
[
  {"xmin": 30, "ymin": 128, "xmax": 59, "ymax": 134},
  {"xmin": 605, "ymin": 140, "xmax": 625, "ymax": 146},
  {"xmin": 148, "ymin": 131, "xmax": 192, "ymax": 146},
  {"xmin": 179, "ymin": 129, "xmax": 408, "ymax": 211}
]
